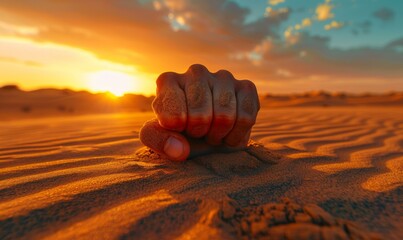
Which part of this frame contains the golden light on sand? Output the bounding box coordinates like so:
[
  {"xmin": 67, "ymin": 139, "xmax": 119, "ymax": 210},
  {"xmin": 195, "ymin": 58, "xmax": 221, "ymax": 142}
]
[{"xmin": 87, "ymin": 70, "xmax": 138, "ymax": 97}]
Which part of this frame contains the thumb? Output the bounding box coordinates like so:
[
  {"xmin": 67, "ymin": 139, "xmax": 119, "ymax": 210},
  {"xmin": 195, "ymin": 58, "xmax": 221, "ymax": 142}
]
[{"xmin": 139, "ymin": 119, "xmax": 190, "ymax": 161}]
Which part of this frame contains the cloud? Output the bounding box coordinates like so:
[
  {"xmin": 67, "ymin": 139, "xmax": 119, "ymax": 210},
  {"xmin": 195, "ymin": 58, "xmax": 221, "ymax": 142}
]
[
  {"xmin": 0, "ymin": 37, "xmax": 133, "ymax": 72},
  {"xmin": 324, "ymin": 21, "xmax": 344, "ymax": 30},
  {"xmin": 226, "ymin": 31, "xmax": 403, "ymax": 93},
  {"xmin": 166, "ymin": 13, "xmax": 189, "ymax": 31},
  {"xmin": 258, "ymin": 32, "xmax": 403, "ymax": 81},
  {"xmin": 0, "ymin": 37, "xmax": 144, "ymax": 92},
  {"xmin": 276, "ymin": 68, "xmax": 293, "ymax": 77},
  {"xmin": 264, "ymin": 7, "xmax": 289, "ymax": 18},
  {"xmin": 0, "ymin": 0, "xmax": 290, "ymax": 75},
  {"xmin": 0, "ymin": 0, "xmax": 402, "ymax": 94},
  {"xmin": 386, "ymin": 37, "xmax": 403, "ymax": 53},
  {"xmin": 301, "ymin": 18, "xmax": 312, "ymax": 27},
  {"xmin": 315, "ymin": 1, "xmax": 334, "ymax": 21},
  {"xmin": 0, "ymin": 21, "xmax": 39, "ymax": 36},
  {"xmin": 0, "ymin": 56, "xmax": 42, "ymax": 67},
  {"xmin": 387, "ymin": 38, "xmax": 403, "ymax": 48},
  {"xmin": 284, "ymin": 27, "xmax": 300, "ymax": 45},
  {"xmin": 155, "ymin": 0, "xmax": 289, "ymax": 44},
  {"xmin": 268, "ymin": 0, "xmax": 285, "ymax": 6},
  {"xmin": 293, "ymin": 17, "xmax": 313, "ymax": 31},
  {"xmin": 351, "ymin": 20, "xmax": 371, "ymax": 35},
  {"xmin": 373, "ymin": 8, "xmax": 394, "ymax": 22},
  {"xmin": 230, "ymin": 38, "xmax": 274, "ymax": 66}
]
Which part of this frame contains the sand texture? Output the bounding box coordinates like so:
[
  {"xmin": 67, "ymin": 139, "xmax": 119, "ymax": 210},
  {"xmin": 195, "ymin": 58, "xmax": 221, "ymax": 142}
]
[{"xmin": 0, "ymin": 108, "xmax": 402, "ymax": 239}]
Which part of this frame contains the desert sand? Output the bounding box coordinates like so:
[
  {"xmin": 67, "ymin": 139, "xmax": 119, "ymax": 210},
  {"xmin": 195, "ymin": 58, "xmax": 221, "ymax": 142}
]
[
  {"xmin": 0, "ymin": 107, "xmax": 402, "ymax": 239},
  {"xmin": 1, "ymin": 85, "xmax": 402, "ymax": 120}
]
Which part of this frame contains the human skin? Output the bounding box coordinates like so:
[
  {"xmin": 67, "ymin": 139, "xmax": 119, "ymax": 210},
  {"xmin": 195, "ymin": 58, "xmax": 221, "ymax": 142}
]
[{"xmin": 139, "ymin": 64, "xmax": 260, "ymax": 161}]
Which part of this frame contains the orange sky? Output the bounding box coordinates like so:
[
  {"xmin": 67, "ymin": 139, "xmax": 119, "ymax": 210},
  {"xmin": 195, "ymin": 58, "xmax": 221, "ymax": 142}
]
[
  {"xmin": 0, "ymin": 37, "xmax": 156, "ymax": 95},
  {"xmin": 0, "ymin": 0, "xmax": 402, "ymax": 96}
]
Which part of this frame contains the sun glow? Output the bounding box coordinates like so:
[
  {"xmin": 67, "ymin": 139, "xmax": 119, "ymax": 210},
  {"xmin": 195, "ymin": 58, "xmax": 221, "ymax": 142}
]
[{"xmin": 87, "ymin": 70, "xmax": 137, "ymax": 97}]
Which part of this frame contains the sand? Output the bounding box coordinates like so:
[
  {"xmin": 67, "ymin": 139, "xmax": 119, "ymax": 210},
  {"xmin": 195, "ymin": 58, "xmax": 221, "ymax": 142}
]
[
  {"xmin": 2, "ymin": 86, "xmax": 402, "ymax": 121},
  {"xmin": 0, "ymin": 107, "xmax": 402, "ymax": 239}
]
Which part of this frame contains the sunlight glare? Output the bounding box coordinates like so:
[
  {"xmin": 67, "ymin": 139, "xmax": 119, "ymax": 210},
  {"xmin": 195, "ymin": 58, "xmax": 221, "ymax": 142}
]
[{"xmin": 87, "ymin": 70, "xmax": 137, "ymax": 97}]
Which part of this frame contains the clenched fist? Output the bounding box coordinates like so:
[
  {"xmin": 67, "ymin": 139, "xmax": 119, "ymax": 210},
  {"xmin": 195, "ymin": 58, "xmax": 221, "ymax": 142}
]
[{"xmin": 139, "ymin": 64, "xmax": 260, "ymax": 161}]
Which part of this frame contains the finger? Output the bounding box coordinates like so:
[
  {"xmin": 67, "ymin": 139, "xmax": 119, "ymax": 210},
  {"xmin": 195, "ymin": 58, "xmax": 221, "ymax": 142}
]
[
  {"xmin": 152, "ymin": 72, "xmax": 187, "ymax": 132},
  {"xmin": 237, "ymin": 129, "xmax": 251, "ymax": 148},
  {"xmin": 139, "ymin": 119, "xmax": 190, "ymax": 161},
  {"xmin": 224, "ymin": 80, "xmax": 260, "ymax": 147},
  {"xmin": 206, "ymin": 69, "xmax": 237, "ymax": 146},
  {"xmin": 183, "ymin": 64, "xmax": 214, "ymax": 138}
]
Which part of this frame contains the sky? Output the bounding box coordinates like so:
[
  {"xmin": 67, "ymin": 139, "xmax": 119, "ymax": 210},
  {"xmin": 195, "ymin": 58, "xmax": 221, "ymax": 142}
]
[{"xmin": 0, "ymin": 0, "xmax": 402, "ymax": 96}]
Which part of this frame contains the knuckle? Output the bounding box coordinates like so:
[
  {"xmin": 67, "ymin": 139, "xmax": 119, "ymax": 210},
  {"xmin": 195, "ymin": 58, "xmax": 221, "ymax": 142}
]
[
  {"xmin": 215, "ymin": 69, "xmax": 235, "ymax": 80},
  {"xmin": 153, "ymin": 89, "xmax": 186, "ymax": 117},
  {"xmin": 186, "ymin": 82, "xmax": 208, "ymax": 109},
  {"xmin": 156, "ymin": 72, "xmax": 179, "ymax": 86},
  {"xmin": 240, "ymin": 95, "xmax": 257, "ymax": 116},
  {"xmin": 217, "ymin": 90, "xmax": 235, "ymax": 108},
  {"xmin": 140, "ymin": 118, "xmax": 159, "ymax": 133},
  {"xmin": 238, "ymin": 79, "xmax": 256, "ymax": 90},
  {"xmin": 151, "ymin": 97, "xmax": 161, "ymax": 112},
  {"xmin": 139, "ymin": 119, "xmax": 165, "ymax": 149},
  {"xmin": 187, "ymin": 64, "xmax": 209, "ymax": 76},
  {"xmin": 236, "ymin": 80, "xmax": 259, "ymax": 115}
]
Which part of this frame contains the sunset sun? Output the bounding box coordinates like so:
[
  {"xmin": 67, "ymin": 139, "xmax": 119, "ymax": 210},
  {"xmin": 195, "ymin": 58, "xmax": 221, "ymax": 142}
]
[{"xmin": 87, "ymin": 71, "xmax": 137, "ymax": 97}]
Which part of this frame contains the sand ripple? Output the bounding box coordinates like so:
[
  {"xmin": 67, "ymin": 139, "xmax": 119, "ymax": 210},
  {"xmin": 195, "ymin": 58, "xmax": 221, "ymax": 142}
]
[{"xmin": 0, "ymin": 108, "xmax": 401, "ymax": 239}]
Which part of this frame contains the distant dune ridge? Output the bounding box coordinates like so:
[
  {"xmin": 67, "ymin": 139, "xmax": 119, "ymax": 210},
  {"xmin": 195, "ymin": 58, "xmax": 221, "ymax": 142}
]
[
  {"xmin": 262, "ymin": 90, "xmax": 403, "ymax": 108},
  {"xmin": 0, "ymin": 85, "xmax": 154, "ymax": 120},
  {"xmin": 1, "ymin": 85, "xmax": 402, "ymax": 120},
  {"xmin": 0, "ymin": 108, "xmax": 402, "ymax": 239}
]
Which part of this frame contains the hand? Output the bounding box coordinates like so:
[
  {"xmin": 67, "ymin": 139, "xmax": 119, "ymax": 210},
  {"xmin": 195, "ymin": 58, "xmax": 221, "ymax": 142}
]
[{"xmin": 139, "ymin": 64, "xmax": 260, "ymax": 161}]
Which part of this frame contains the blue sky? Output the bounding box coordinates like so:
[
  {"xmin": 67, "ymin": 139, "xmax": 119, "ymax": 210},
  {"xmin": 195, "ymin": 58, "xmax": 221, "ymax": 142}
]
[{"xmin": 235, "ymin": 0, "xmax": 403, "ymax": 49}]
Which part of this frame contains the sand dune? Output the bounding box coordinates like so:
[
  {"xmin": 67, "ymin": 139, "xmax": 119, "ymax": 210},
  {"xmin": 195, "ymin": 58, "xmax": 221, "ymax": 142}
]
[
  {"xmin": 0, "ymin": 85, "xmax": 154, "ymax": 120},
  {"xmin": 1, "ymin": 85, "xmax": 403, "ymax": 120},
  {"xmin": 1, "ymin": 108, "xmax": 402, "ymax": 239}
]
